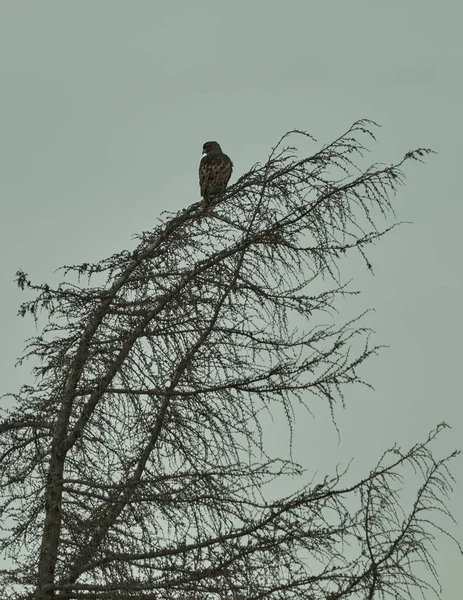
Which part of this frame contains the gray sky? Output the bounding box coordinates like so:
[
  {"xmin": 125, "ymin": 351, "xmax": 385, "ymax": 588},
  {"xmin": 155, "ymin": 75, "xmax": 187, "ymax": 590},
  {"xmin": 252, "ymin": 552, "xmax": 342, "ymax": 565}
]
[{"xmin": 0, "ymin": 1, "xmax": 461, "ymax": 597}]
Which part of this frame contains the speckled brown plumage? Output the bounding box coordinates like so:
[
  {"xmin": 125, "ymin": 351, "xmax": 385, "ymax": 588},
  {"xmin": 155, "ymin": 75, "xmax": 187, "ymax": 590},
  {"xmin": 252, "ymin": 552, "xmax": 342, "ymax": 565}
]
[{"xmin": 199, "ymin": 141, "xmax": 233, "ymax": 208}]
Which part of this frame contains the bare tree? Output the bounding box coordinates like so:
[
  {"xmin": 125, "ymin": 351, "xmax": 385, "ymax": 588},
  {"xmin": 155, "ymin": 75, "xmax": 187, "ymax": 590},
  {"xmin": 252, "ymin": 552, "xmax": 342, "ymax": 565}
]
[{"xmin": 0, "ymin": 121, "xmax": 459, "ymax": 600}]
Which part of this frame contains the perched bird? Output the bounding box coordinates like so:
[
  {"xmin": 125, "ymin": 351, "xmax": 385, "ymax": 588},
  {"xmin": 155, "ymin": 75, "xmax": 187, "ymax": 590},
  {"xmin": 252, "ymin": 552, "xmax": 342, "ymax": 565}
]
[{"xmin": 199, "ymin": 141, "xmax": 233, "ymax": 209}]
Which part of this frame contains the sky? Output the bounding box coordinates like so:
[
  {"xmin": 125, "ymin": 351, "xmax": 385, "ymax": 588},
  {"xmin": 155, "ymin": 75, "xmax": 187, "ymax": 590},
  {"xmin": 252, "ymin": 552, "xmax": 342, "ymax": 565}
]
[{"xmin": 0, "ymin": 1, "xmax": 462, "ymax": 597}]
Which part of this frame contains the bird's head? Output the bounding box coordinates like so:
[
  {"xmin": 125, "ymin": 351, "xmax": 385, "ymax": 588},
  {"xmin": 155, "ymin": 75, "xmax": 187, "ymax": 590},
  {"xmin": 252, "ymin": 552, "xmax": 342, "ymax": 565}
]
[{"xmin": 202, "ymin": 141, "xmax": 222, "ymax": 155}]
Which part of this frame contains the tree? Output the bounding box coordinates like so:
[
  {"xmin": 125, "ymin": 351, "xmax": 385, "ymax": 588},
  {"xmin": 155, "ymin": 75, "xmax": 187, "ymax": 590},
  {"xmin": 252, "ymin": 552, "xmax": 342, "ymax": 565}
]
[{"xmin": 0, "ymin": 120, "xmax": 459, "ymax": 600}]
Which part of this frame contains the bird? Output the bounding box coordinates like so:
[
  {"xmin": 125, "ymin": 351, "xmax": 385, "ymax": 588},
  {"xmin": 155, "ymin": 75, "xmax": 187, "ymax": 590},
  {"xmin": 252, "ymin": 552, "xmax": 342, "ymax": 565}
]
[{"xmin": 199, "ymin": 141, "xmax": 233, "ymax": 209}]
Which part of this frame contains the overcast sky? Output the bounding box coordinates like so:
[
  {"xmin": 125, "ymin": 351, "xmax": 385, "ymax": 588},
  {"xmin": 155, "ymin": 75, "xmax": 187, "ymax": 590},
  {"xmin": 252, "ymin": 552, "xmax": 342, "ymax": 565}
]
[{"xmin": 0, "ymin": 1, "xmax": 462, "ymax": 597}]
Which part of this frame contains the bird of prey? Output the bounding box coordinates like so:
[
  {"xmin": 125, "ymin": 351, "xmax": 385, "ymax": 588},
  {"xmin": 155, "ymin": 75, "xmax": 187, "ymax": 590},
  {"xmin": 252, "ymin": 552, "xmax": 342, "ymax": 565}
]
[{"xmin": 199, "ymin": 141, "xmax": 233, "ymax": 209}]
